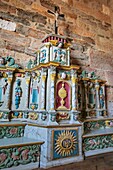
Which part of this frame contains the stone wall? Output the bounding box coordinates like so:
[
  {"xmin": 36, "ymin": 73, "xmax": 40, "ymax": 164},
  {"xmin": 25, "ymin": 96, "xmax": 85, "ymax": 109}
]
[{"xmin": 0, "ymin": 0, "xmax": 113, "ymax": 114}]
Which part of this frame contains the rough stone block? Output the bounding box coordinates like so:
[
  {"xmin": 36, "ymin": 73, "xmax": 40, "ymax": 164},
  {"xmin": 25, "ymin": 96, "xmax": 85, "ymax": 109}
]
[
  {"xmin": 73, "ymin": 1, "xmax": 110, "ymax": 24},
  {"xmin": 0, "ymin": 18, "xmax": 16, "ymax": 31},
  {"xmin": 17, "ymin": 9, "xmax": 47, "ymax": 24},
  {"xmin": 16, "ymin": 24, "xmax": 29, "ymax": 36},
  {"xmin": 96, "ymin": 36, "xmax": 113, "ymax": 52},
  {"xmin": 28, "ymin": 28, "xmax": 46, "ymax": 39},
  {"xmin": 0, "ymin": 30, "xmax": 31, "ymax": 46},
  {"xmin": 0, "ymin": 39, "xmax": 6, "ymax": 48},
  {"xmin": 89, "ymin": 49, "xmax": 113, "ymax": 71},
  {"xmin": 0, "ymin": 1, "xmax": 16, "ymax": 14},
  {"xmin": 29, "ymin": 38, "xmax": 42, "ymax": 50},
  {"xmin": 6, "ymin": 42, "xmax": 25, "ymax": 53},
  {"xmin": 0, "ymin": 1, "xmax": 8, "ymax": 11},
  {"xmin": 0, "ymin": 12, "xmax": 30, "ymax": 26},
  {"xmin": 105, "ymin": 71, "xmax": 113, "ymax": 85},
  {"xmin": 40, "ymin": 0, "xmax": 56, "ymax": 12}
]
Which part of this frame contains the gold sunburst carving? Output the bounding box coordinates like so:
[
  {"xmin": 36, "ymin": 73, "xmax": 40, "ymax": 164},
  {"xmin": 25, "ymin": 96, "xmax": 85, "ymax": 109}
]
[{"xmin": 55, "ymin": 130, "xmax": 77, "ymax": 157}]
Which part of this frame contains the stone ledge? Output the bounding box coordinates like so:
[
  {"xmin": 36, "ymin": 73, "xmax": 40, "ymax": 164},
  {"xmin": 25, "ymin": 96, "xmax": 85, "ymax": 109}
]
[
  {"xmin": 0, "ymin": 137, "xmax": 44, "ymax": 148},
  {"xmin": 84, "ymin": 147, "xmax": 113, "ymax": 157},
  {"xmin": 83, "ymin": 127, "xmax": 113, "ymax": 138}
]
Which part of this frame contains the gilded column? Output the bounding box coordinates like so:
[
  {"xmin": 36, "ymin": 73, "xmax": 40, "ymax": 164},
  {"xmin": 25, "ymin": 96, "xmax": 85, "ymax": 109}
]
[
  {"xmin": 5, "ymin": 72, "xmax": 13, "ymax": 109},
  {"xmin": 83, "ymin": 79, "xmax": 89, "ymax": 110},
  {"xmin": 40, "ymin": 68, "xmax": 47, "ymax": 110},
  {"xmin": 102, "ymin": 84, "xmax": 106, "ymax": 110},
  {"xmin": 71, "ymin": 70, "xmax": 78, "ymax": 111},
  {"xmin": 67, "ymin": 47, "xmax": 70, "ymax": 66},
  {"xmin": 36, "ymin": 50, "xmax": 40, "ymax": 65},
  {"xmin": 95, "ymin": 80, "xmax": 100, "ymax": 117},
  {"xmin": 50, "ymin": 66, "xmax": 56, "ymax": 110},
  {"xmin": 95, "ymin": 81, "xmax": 100, "ymax": 109},
  {"xmin": 83, "ymin": 79, "xmax": 90, "ymax": 118},
  {"xmin": 25, "ymin": 72, "xmax": 30, "ymax": 109},
  {"xmin": 70, "ymin": 70, "xmax": 80, "ymax": 123},
  {"xmin": 45, "ymin": 43, "xmax": 51, "ymax": 63}
]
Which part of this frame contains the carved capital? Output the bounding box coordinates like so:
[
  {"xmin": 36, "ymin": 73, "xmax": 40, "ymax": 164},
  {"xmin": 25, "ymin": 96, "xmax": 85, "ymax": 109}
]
[
  {"xmin": 45, "ymin": 43, "xmax": 51, "ymax": 48},
  {"xmin": 8, "ymin": 78, "xmax": 12, "ymax": 83},
  {"xmin": 42, "ymin": 75, "xmax": 46, "ymax": 82},
  {"xmin": 26, "ymin": 79, "xmax": 30, "ymax": 85},
  {"xmin": 50, "ymin": 73, "xmax": 56, "ymax": 81},
  {"xmin": 71, "ymin": 77, "xmax": 78, "ymax": 83}
]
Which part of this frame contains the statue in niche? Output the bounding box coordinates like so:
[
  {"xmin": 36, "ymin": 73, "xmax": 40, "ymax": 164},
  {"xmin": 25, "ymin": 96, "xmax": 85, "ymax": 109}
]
[
  {"xmin": 27, "ymin": 59, "xmax": 33, "ymax": 69},
  {"xmin": 100, "ymin": 88, "xmax": 105, "ymax": 109},
  {"xmin": 53, "ymin": 49, "xmax": 66, "ymax": 65},
  {"xmin": 15, "ymin": 79, "xmax": 22, "ymax": 109},
  {"xmin": 3, "ymin": 79, "xmax": 8, "ymax": 95},
  {"xmin": 40, "ymin": 49, "xmax": 46, "ymax": 63}
]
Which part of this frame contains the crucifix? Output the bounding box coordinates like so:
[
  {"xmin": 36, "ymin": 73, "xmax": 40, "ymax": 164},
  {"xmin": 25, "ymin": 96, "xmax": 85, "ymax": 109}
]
[{"xmin": 47, "ymin": 6, "xmax": 65, "ymax": 34}]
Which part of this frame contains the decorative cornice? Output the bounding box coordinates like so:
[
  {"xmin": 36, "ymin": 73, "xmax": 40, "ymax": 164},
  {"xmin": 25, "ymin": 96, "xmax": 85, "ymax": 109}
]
[
  {"xmin": 28, "ymin": 123, "xmax": 82, "ymax": 128},
  {"xmin": 0, "ymin": 141, "xmax": 44, "ymax": 149}
]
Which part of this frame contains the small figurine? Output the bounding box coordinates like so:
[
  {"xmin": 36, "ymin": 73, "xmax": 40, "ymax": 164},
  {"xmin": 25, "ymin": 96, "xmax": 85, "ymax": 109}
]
[
  {"xmin": 15, "ymin": 79, "xmax": 22, "ymax": 109},
  {"xmin": 5, "ymin": 55, "xmax": 21, "ymax": 68}
]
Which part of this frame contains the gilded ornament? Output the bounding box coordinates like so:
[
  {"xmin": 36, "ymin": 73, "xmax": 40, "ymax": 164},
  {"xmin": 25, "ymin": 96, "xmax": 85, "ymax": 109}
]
[
  {"xmin": 0, "ymin": 112, "xmax": 3, "ymax": 118},
  {"xmin": 64, "ymin": 43, "xmax": 71, "ymax": 48},
  {"xmin": 57, "ymin": 112, "xmax": 70, "ymax": 121},
  {"xmin": 3, "ymin": 72, "xmax": 8, "ymax": 78},
  {"xmin": 18, "ymin": 112, "xmax": 23, "ymax": 118},
  {"xmin": 42, "ymin": 75, "xmax": 46, "ymax": 82},
  {"xmin": 67, "ymin": 74, "xmax": 70, "ymax": 80},
  {"xmin": 26, "ymin": 79, "xmax": 30, "ymax": 85},
  {"xmin": 8, "ymin": 78, "xmax": 12, "ymax": 83},
  {"xmin": 49, "ymin": 40, "xmax": 58, "ymax": 46},
  {"xmin": 71, "ymin": 77, "xmax": 78, "ymax": 83},
  {"xmin": 58, "ymin": 83, "xmax": 67, "ymax": 109},
  {"xmin": 50, "ymin": 73, "xmax": 56, "ymax": 81},
  {"xmin": 45, "ymin": 43, "xmax": 51, "ymax": 48},
  {"xmin": 55, "ymin": 130, "xmax": 77, "ymax": 157},
  {"xmin": 58, "ymin": 74, "xmax": 61, "ymax": 79},
  {"xmin": 95, "ymin": 86, "xmax": 99, "ymax": 90},
  {"xmin": 29, "ymin": 112, "xmax": 38, "ymax": 120}
]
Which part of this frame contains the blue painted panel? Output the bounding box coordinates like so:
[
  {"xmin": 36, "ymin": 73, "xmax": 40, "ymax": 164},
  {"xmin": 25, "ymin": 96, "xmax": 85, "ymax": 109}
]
[
  {"xmin": 53, "ymin": 129, "xmax": 79, "ymax": 159},
  {"xmin": 0, "ymin": 87, "xmax": 2, "ymax": 101},
  {"xmin": 32, "ymin": 89, "xmax": 38, "ymax": 103}
]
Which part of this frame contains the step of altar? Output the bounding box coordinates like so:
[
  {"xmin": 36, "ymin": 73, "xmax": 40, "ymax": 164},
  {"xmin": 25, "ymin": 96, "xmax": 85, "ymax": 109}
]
[
  {"xmin": 83, "ymin": 127, "xmax": 113, "ymax": 157},
  {"xmin": 83, "ymin": 117, "xmax": 113, "ymax": 133},
  {"xmin": 0, "ymin": 121, "xmax": 27, "ymax": 138},
  {"xmin": 0, "ymin": 121, "xmax": 44, "ymax": 169},
  {"xmin": 0, "ymin": 136, "xmax": 44, "ymax": 169}
]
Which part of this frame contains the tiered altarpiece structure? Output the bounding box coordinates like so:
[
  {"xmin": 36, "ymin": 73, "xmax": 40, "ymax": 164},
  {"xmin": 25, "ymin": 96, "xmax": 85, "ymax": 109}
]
[{"xmin": 0, "ymin": 33, "xmax": 113, "ymax": 169}]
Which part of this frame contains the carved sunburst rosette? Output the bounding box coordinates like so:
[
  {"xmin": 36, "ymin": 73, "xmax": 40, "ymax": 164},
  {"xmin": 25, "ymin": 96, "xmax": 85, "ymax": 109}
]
[{"xmin": 53, "ymin": 129, "xmax": 78, "ymax": 159}]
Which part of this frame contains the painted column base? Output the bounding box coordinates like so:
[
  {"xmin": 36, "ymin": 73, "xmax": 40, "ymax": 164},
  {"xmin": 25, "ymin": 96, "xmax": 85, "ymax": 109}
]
[
  {"xmin": 69, "ymin": 111, "xmax": 80, "ymax": 124},
  {"xmin": 47, "ymin": 111, "xmax": 59, "ymax": 125}
]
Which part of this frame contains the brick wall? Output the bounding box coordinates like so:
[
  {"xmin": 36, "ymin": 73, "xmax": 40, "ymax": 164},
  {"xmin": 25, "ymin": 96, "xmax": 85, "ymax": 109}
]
[{"xmin": 0, "ymin": 0, "xmax": 113, "ymax": 112}]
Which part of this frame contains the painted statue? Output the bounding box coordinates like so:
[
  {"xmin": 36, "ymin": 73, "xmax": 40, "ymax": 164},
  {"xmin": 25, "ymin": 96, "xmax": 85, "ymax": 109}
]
[{"xmin": 15, "ymin": 79, "xmax": 22, "ymax": 109}]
